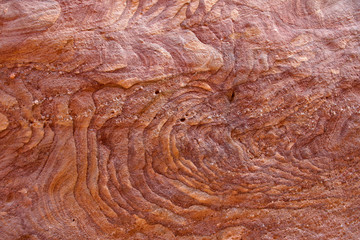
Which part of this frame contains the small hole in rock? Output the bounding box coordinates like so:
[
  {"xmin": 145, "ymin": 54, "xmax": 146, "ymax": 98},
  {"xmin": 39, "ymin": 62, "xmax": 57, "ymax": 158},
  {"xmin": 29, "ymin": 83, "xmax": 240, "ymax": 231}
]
[
  {"xmin": 228, "ymin": 90, "xmax": 235, "ymax": 103},
  {"xmin": 155, "ymin": 90, "xmax": 160, "ymax": 94},
  {"xmin": 180, "ymin": 118, "xmax": 186, "ymax": 122},
  {"xmin": 72, "ymin": 219, "xmax": 75, "ymax": 222}
]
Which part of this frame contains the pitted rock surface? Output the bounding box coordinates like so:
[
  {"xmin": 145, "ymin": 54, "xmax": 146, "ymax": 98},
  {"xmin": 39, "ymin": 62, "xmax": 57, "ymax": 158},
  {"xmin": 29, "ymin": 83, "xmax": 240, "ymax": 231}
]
[{"xmin": 0, "ymin": 0, "xmax": 360, "ymax": 239}]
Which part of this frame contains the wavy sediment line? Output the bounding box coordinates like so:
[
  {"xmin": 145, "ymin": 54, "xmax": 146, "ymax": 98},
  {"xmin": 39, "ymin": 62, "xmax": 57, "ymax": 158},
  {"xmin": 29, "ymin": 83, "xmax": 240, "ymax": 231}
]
[{"xmin": 0, "ymin": 0, "xmax": 360, "ymax": 239}]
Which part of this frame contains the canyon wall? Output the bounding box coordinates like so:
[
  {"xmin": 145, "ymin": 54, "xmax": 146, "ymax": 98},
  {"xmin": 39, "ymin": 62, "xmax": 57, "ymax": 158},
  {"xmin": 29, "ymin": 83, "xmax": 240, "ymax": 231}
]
[{"xmin": 1, "ymin": 0, "xmax": 360, "ymax": 239}]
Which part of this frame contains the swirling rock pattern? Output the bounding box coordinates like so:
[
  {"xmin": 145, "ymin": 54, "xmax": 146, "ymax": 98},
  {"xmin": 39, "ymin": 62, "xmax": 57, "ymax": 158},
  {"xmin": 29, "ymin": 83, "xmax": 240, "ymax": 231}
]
[{"xmin": 1, "ymin": 0, "xmax": 360, "ymax": 239}]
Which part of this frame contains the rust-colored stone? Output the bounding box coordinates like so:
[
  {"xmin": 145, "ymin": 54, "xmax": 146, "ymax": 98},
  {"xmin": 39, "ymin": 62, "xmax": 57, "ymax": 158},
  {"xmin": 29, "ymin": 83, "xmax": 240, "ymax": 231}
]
[{"xmin": 1, "ymin": 0, "xmax": 360, "ymax": 239}]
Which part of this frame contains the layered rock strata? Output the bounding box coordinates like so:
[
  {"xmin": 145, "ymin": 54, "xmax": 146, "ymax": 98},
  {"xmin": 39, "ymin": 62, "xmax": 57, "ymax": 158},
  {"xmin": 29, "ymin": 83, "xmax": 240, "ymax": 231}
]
[{"xmin": 0, "ymin": 0, "xmax": 360, "ymax": 239}]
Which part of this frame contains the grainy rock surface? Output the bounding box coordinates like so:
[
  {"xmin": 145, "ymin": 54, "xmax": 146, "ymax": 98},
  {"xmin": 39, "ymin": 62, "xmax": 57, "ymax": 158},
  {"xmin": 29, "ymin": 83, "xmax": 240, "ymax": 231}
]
[{"xmin": 1, "ymin": 0, "xmax": 360, "ymax": 239}]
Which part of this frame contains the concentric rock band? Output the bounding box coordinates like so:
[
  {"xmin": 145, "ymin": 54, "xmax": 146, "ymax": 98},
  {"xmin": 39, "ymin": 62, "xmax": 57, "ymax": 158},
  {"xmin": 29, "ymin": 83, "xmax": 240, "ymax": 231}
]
[{"xmin": 0, "ymin": 0, "xmax": 360, "ymax": 239}]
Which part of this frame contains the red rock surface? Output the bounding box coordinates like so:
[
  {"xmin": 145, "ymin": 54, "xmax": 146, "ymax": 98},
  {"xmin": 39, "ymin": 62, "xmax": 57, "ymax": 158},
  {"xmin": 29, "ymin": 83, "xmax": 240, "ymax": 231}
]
[{"xmin": 1, "ymin": 0, "xmax": 360, "ymax": 239}]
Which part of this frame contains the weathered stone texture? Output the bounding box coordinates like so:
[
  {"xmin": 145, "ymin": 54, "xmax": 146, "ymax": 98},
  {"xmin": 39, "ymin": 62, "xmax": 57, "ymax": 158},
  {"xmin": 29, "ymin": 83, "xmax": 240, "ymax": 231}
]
[{"xmin": 1, "ymin": 0, "xmax": 360, "ymax": 239}]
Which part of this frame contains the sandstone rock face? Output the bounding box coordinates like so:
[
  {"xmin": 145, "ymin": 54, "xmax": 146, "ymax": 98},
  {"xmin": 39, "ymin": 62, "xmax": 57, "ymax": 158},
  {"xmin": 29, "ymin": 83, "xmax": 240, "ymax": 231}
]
[{"xmin": 1, "ymin": 0, "xmax": 360, "ymax": 239}]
